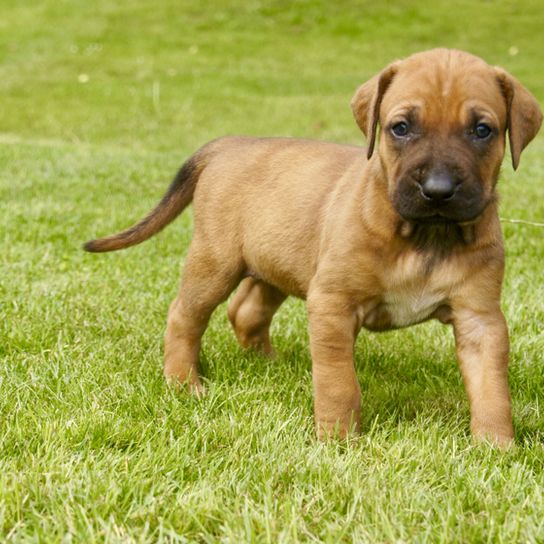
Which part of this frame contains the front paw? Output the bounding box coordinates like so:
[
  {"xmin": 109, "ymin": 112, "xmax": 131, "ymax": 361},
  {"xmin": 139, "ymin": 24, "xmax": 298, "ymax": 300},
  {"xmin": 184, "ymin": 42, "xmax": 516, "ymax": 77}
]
[
  {"xmin": 471, "ymin": 418, "xmax": 514, "ymax": 449},
  {"xmin": 315, "ymin": 413, "xmax": 361, "ymax": 440}
]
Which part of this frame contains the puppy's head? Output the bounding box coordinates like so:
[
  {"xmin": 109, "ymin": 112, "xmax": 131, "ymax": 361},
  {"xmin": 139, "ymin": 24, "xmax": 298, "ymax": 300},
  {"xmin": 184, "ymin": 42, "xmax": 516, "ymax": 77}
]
[{"xmin": 352, "ymin": 49, "xmax": 542, "ymax": 224}]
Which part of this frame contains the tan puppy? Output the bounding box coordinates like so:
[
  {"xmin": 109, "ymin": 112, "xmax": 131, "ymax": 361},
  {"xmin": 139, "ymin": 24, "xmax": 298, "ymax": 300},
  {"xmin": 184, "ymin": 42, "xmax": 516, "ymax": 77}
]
[{"xmin": 85, "ymin": 49, "xmax": 542, "ymax": 447}]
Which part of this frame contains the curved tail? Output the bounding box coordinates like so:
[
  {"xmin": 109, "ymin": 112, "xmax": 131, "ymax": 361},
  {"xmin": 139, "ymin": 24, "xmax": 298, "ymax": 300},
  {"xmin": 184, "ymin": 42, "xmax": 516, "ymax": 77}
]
[{"xmin": 84, "ymin": 154, "xmax": 204, "ymax": 253}]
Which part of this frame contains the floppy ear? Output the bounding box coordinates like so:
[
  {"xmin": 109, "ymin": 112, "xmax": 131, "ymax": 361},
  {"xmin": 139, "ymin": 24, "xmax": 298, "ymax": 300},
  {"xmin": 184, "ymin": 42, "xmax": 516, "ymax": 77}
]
[
  {"xmin": 495, "ymin": 67, "xmax": 543, "ymax": 170},
  {"xmin": 351, "ymin": 62, "xmax": 400, "ymax": 159}
]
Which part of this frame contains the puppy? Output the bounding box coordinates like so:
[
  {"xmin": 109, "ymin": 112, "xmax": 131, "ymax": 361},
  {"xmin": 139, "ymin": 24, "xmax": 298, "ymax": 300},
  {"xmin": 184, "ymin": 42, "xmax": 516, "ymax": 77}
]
[{"xmin": 85, "ymin": 49, "xmax": 542, "ymax": 447}]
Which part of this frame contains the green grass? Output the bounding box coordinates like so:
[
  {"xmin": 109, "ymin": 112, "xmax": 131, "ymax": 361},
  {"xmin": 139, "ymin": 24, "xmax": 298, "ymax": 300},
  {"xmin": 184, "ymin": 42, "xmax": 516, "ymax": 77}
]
[{"xmin": 1, "ymin": 0, "xmax": 544, "ymax": 541}]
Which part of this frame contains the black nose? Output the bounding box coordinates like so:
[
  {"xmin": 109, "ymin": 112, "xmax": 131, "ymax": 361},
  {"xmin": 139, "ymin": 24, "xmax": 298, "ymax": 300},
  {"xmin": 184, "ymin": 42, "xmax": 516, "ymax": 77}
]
[{"xmin": 420, "ymin": 173, "xmax": 456, "ymax": 201}]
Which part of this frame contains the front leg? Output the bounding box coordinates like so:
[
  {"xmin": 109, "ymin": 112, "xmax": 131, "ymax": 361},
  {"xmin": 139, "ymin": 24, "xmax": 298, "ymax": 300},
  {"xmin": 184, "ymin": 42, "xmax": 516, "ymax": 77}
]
[
  {"xmin": 307, "ymin": 289, "xmax": 361, "ymax": 439},
  {"xmin": 452, "ymin": 303, "xmax": 513, "ymax": 448}
]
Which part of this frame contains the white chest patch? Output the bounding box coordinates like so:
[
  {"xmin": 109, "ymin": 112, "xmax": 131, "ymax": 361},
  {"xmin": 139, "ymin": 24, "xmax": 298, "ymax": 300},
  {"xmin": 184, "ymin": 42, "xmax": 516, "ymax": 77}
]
[{"xmin": 382, "ymin": 287, "xmax": 445, "ymax": 327}]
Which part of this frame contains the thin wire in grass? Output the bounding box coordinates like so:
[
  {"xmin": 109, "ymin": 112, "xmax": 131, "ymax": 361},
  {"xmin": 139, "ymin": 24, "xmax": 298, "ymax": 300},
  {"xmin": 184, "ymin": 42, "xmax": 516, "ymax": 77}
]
[{"xmin": 500, "ymin": 218, "xmax": 544, "ymax": 228}]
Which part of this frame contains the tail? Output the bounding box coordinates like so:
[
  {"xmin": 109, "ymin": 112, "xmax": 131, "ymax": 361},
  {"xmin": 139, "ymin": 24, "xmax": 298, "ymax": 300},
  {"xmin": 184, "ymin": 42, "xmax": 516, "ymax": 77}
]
[{"xmin": 83, "ymin": 153, "xmax": 204, "ymax": 253}]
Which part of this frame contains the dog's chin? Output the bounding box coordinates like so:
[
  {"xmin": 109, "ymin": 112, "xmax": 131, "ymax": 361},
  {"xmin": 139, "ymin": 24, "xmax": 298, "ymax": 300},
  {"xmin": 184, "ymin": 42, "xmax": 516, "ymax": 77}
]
[
  {"xmin": 408, "ymin": 214, "xmax": 458, "ymax": 225},
  {"xmin": 395, "ymin": 211, "xmax": 482, "ymax": 246}
]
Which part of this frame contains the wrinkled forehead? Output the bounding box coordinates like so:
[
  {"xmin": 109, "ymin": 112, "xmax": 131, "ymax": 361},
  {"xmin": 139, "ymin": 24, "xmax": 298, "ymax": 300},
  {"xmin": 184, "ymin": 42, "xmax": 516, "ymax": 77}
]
[{"xmin": 381, "ymin": 59, "xmax": 508, "ymax": 128}]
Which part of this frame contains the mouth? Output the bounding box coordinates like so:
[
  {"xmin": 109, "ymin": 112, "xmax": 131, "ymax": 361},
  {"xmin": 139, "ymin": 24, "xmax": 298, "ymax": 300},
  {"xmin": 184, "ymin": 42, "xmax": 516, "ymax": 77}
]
[
  {"xmin": 397, "ymin": 209, "xmax": 482, "ymax": 226},
  {"xmin": 394, "ymin": 195, "xmax": 488, "ymax": 225},
  {"xmin": 392, "ymin": 171, "xmax": 489, "ymax": 226}
]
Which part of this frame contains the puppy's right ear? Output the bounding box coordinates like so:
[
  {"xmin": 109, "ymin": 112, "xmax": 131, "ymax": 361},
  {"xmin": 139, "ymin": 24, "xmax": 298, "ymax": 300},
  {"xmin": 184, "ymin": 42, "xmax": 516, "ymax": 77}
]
[{"xmin": 351, "ymin": 62, "xmax": 400, "ymax": 159}]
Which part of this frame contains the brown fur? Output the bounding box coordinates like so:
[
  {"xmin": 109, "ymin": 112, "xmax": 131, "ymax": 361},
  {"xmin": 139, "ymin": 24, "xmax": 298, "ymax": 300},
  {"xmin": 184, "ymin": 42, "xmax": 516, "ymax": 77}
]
[{"xmin": 85, "ymin": 49, "xmax": 542, "ymax": 447}]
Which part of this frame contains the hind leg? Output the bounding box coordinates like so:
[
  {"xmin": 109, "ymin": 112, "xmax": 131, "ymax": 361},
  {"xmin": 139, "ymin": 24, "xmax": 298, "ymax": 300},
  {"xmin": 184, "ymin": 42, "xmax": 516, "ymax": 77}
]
[
  {"xmin": 164, "ymin": 243, "xmax": 242, "ymax": 392},
  {"xmin": 227, "ymin": 277, "xmax": 286, "ymax": 356}
]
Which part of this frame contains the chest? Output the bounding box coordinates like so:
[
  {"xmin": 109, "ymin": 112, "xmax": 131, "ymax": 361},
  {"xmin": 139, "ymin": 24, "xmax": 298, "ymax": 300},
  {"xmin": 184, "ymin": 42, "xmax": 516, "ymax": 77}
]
[
  {"xmin": 358, "ymin": 257, "xmax": 458, "ymax": 331},
  {"xmin": 381, "ymin": 286, "xmax": 446, "ymax": 327}
]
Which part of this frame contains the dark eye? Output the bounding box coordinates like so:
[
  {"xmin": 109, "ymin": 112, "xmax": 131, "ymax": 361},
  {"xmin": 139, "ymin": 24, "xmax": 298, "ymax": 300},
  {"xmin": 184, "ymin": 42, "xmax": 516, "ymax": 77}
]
[
  {"xmin": 474, "ymin": 123, "xmax": 492, "ymax": 139},
  {"xmin": 391, "ymin": 121, "xmax": 409, "ymax": 137}
]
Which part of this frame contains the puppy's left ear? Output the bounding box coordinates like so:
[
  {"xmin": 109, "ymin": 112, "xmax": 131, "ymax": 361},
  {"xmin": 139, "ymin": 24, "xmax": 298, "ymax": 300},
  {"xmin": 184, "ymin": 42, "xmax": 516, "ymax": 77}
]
[
  {"xmin": 351, "ymin": 61, "xmax": 400, "ymax": 159},
  {"xmin": 495, "ymin": 67, "xmax": 543, "ymax": 170}
]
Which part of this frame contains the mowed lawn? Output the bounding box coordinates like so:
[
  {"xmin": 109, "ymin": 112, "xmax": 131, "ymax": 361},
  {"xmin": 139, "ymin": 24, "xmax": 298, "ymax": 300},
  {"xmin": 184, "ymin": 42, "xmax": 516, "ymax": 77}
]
[{"xmin": 2, "ymin": 0, "xmax": 544, "ymax": 541}]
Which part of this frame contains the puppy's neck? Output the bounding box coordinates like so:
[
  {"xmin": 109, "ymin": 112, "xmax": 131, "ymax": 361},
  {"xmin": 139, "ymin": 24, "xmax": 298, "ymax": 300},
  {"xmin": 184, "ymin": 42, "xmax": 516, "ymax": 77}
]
[{"xmin": 397, "ymin": 220, "xmax": 471, "ymax": 255}]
